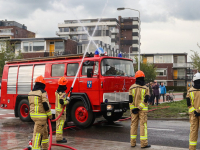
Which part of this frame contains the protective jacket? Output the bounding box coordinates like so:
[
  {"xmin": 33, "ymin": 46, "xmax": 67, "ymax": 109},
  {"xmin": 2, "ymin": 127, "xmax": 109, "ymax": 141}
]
[
  {"xmin": 28, "ymin": 90, "xmax": 52, "ymax": 121},
  {"xmin": 55, "ymin": 92, "xmax": 69, "ymax": 112},
  {"xmin": 129, "ymin": 84, "xmax": 149, "ymax": 112}
]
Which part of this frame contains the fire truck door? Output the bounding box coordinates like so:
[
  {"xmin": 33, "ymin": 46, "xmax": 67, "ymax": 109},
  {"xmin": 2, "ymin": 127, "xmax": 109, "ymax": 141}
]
[{"xmin": 78, "ymin": 62, "xmax": 99, "ymax": 106}]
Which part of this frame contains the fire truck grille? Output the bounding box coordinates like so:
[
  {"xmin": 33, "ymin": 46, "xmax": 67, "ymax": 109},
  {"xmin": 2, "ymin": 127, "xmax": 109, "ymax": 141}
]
[{"xmin": 103, "ymin": 92, "xmax": 129, "ymax": 102}]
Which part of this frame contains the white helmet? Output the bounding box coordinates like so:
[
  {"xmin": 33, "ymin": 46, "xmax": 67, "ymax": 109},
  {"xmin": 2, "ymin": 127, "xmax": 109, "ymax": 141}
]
[{"xmin": 193, "ymin": 72, "xmax": 200, "ymax": 81}]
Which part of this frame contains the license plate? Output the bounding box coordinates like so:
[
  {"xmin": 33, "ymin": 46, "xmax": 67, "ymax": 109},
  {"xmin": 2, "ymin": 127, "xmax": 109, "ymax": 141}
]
[{"xmin": 114, "ymin": 109, "xmax": 122, "ymax": 112}]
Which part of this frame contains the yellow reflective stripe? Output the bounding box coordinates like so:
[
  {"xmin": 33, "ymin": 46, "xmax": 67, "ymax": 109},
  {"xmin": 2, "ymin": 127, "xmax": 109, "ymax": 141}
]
[
  {"xmin": 32, "ymin": 148, "xmax": 41, "ymax": 150},
  {"xmin": 58, "ymin": 94, "xmax": 61, "ymax": 109},
  {"xmin": 142, "ymin": 107, "xmax": 148, "ymax": 111},
  {"xmin": 33, "ymin": 133, "xmax": 40, "ymax": 148},
  {"xmin": 42, "ymin": 139, "xmax": 49, "ymax": 144},
  {"xmin": 56, "ymin": 120, "xmax": 64, "ymax": 134},
  {"xmin": 189, "ymin": 107, "xmax": 195, "ymax": 113},
  {"xmin": 189, "ymin": 141, "xmax": 197, "ymax": 145},
  {"xmin": 140, "ymin": 123, "xmax": 148, "ymax": 140},
  {"xmin": 30, "ymin": 113, "xmax": 47, "ymax": 118},
  {"xmin": 141, "ymin": 89, "xmax": 145, "ymax": 102},
  {"xmin": 56, "ymin": 107, "xmax": 66, "ymax": 112},
  {"xmin": 140, "ymin": 103, "xmax": 145, "ymax": 108},
  {"xmin": 190, "ymin": 92, "xmax": 194, "ymax": 106},
  {"xmin": 129, "ymin": 105, "xmax": 137, "ymax": 110},
  {"xmin": 131, "ymin": 135, "xmax": 137, "ymax": 139},
  {"xmin": 132, "ymin": 89, "xmax": 135, "ymax": 104},
  {"xmin": 46, "ymin": 111, "xmax": 52, "ymax": 116},
  {"xmin": 34, "ymin": 97, "xmax": 39, "ymax": 114}
]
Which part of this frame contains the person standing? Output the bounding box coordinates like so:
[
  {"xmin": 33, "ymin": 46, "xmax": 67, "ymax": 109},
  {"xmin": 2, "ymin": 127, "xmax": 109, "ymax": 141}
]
[
  {"xmin": 186, "ymin": 72, "xmax": 200, "ymax": 150},
  {"xmin": 28, "ymin": 75, "xmax": 52, "ymax": 150},
  {"xmin": 149, "ymin": 82, "xmax": 153, "ymax": 105},
  {"xmin": 55, "ymin": 77, "xmax": 70, "ymax": 143},
  {"xmin": 152, "ymin": 80, "xmax": 159, "ymax": 106},
  {"xmin": 160, "ymin": 82, "xmax": 166, "ymax": 102},
  {"xmin": 129, "ymin": 70, "xmax": 151, "ymax": 148}
]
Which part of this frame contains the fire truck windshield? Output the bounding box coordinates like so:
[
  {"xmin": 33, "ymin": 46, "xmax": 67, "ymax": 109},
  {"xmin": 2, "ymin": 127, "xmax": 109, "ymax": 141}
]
[{"xmin": 101, "ymin": 58, "xmax": 134, "ymax": 76}]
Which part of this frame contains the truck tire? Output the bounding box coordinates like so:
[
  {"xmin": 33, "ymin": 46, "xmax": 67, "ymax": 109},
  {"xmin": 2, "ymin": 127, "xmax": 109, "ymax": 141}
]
[
  {"xmin": 103, "ymin": 112, "xmax": 123, "ymax": 122},
  {"xmin": 18, "ymin": 99, "xmax": 31, "ymax": 122},
  {"xmin": 71, "ymin": 101, "xmax": 94, "ymax": 128}
]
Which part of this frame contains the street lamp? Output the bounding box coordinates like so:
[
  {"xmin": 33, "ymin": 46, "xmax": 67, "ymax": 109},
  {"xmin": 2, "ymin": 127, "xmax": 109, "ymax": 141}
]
[
  {"xmin": 129, "ymin": 46, "xmax": 132, "ymax": 59},
  {"xmin": 117, "ymin": 7, "xmax": 141, "ymax": 70}
]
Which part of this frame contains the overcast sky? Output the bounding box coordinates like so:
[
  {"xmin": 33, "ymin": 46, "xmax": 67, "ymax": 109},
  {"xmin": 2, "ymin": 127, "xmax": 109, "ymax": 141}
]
[{"xmin": 0, "ymin": 0, "xmax": 200, "ymax": 60}]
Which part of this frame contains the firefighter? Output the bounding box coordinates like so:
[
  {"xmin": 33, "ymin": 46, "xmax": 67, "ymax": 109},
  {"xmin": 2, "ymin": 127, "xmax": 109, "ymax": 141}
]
[
  {"xmin": 129, "ymin": 70, "xmax": 151, "ymax": 148},
  {"xmin": 186, "ymin": 72, "xmax": 200, "ymax": 150},
  {"xmin": 28, "ymin": 75, "xmax": 52, "ymax": 150},
  {"xmin": 55, "ymin": 77, "xmax": 69, "ymax": 143}
]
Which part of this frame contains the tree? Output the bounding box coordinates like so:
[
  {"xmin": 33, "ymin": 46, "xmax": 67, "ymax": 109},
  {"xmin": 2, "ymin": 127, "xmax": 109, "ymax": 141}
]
[
  {"xmin": 134, "ymin": 56, "xmax": 157, "ymax": 83},
  {"xmin": 190, "ymin": 44, "xmax": 200, "ymax": 72},
  {"xmin": 0, "ymin": 40, "xmax": 23, "ymax": 77}
]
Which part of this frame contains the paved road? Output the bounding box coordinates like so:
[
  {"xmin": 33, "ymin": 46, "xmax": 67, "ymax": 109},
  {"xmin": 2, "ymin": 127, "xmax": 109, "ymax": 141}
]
[{"xmin": 0, "ymin": 107, "xmax": 197, "ymax": 150}]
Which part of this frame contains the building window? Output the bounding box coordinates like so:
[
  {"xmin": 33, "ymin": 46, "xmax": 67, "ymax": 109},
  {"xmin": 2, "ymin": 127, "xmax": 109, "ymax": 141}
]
[
  {"xmin": 51, "ymin": 64, "xmax": 65, "ymax": 77},
  {"xmin": 33, "ymin": 41, "xmax": 45, "ymax": 52},
  {"xmin": 147, "ymin": 57, "xmax": 153, "ymax": 63},
  {"xmin": 78, "ymin": 34, "xmax": 88, "ymax": 40},
  {"xmin": 71, "ymin": 27, "xmax": 77, "ymax": 32},
  {"xmin": 16, "ymin": 30, "xmax": 18, "ymax": 35},
  {"xmin": 67, "ymin": 63, "xmax": 79, "ymax": 76},
  {"xmin": 23, "ymin": 42, "xmax": 29, "ymax": 52},
  {"xmin": 64, "ymin": 27, "xmax": 69, "ymax": 32},
  {"xmin": 55, "ymin": 41, "xmax": 64, "ymax": 52},
  {"xmin": 177, "ymin": 56, "xmax": 185, "ymax": 63},
  {"xmin": 156, "ymin": 68, "xmax": 167, "ymax": 76},
  {"xmin": 154, "ymin": 55, "xmax": 172, "ymax": 63}
]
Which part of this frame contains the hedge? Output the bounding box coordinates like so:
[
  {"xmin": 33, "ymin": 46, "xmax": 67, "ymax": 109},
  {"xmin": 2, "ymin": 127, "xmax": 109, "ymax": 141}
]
[{"xmin": 165, "ymin": 86, "xmax": 187, "ymax": 92}]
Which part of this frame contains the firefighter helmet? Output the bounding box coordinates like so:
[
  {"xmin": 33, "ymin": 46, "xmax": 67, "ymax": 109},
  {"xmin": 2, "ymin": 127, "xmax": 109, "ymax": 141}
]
[
  {"xmin": 58, "ymin": 77, "xmax": 68, "ymax": 85},
  {"xmin": 193, "ymin": 72, "xmax": 200, "ymax": 81},
  {"xmin": 35, "ymin": 75, "xmax": 45, "ymax": 84},
  {"xmin": 135, "ymin": 70, "xmax": 145, "ymax": 78}
]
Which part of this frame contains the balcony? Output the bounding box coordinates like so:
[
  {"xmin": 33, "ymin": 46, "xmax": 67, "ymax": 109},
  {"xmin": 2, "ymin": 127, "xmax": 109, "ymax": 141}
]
[
  {"xmin": 121, "ymin": 40, "xmax": 139, "ymax": 45},
  {"xmin": 111, "ymin": 28, "xmax": 119, "ymax": 34},
  {"xmin": 0, "ymin": 32, "xmax": 14, "ymax": 36},
  {"xmin": 121, "ymin": 25, "xmax": 139, "ymax": 30},
  {"xmin": 173, "ymin": 63, "xmax": 187, "ymax": 68},
  {"xmin": 173, "ymin": 76, "xmax": 186, "ymax": 80}
]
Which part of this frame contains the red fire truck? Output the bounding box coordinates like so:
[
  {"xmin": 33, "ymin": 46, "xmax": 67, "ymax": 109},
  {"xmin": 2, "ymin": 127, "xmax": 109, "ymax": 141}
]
[{"xmin": 0, "ymin": 53, "xmax": 135, "ymax": 128}]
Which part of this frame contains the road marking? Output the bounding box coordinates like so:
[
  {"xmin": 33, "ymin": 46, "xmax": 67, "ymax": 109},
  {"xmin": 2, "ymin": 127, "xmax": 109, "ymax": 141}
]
[
  {"xmin": 148, "ymin": 128, "xmax": 175, "ymax": 131},
  {"xmin": 3, "ymin": 117, "xmax": 17, "ymax": 119},
  {"xmin": 8, "ymin": 113, "xmax": 14, "ymax": 114}
]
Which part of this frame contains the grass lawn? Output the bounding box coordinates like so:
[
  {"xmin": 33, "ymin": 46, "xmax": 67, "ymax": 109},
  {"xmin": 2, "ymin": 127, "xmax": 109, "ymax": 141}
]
[{"xmin": 123, "ymin": 100, "xmax": 189, "ymax": 119}]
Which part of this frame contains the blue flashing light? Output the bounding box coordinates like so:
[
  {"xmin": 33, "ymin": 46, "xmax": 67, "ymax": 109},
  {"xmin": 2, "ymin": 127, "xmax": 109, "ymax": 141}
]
[
  {"xmin": 118, "ymin": 53, "xmax": 122, "ymax": 57},
  {"xmin": 94, "ymin": 50, "xmax": 99, "ymax": 55}
]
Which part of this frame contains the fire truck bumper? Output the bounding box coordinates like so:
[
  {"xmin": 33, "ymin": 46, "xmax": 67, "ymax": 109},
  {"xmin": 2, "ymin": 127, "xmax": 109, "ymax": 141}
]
[{"xmin": 101, "ymin": 102, "xmax": 129, "ymax": 113}]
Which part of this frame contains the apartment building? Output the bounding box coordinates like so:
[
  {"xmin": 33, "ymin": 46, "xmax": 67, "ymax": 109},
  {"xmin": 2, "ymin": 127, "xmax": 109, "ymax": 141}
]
[
  {"xmin": 118, "ymin": 16, "xmax": 140, "ymax": 53},
  {"xmin": 56, "ymin": 16, "xmax": 140, "ymax": 54},
  {"xmin": 0, "ymin": 20, "xmax": 35, "ymax": 39},
  {"xmin": 130, "ymin": 53, "xmax": 195, "ymax": 86},
  {"xmin": 0, "ymin": 37, "xmax": 77, "ymax": 58}
]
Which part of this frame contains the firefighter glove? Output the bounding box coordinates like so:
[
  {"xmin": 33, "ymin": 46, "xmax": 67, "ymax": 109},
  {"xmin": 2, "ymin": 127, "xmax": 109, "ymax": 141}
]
[
  {"xmin": 59, "ymin": 99, "xmax": 64, "ymax": 105},
  {"xmin": 194, "ymin": 111, "xmax": 200, "ymax": 117},
  {"xmin": 132, "ymin": 108, "xmax": 139, "ymax": 114}
]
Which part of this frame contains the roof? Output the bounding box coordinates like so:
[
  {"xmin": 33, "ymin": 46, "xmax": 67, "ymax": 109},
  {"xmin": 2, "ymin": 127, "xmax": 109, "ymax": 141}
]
[
  {"xmin": 0, "ymin": 37, "xmax": 68, "ymax": 42},
  {"xmin": 6, "ymin": 54, "xmax": 84, "ymax": 64},
  {"xmin": 64, "ymin": 18, "xmax": 119, "ymax": 23}
]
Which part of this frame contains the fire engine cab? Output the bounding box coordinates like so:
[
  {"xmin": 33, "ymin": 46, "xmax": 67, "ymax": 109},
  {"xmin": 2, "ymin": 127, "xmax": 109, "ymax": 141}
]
[{"xmin": 0, "ymin": 53, "xmax": 135, "ymax": 128}]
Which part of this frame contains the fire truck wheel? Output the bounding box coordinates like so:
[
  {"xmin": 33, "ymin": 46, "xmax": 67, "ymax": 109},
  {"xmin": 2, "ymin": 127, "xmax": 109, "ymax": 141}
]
[
  {"xmin": 18, "ymin": 99, "xmax": 31, "ymax": 122},
  {"xmin": 71, "ymin": 101, "xmax": 94, "ymax": 128},
  {"xmin": 103, "ymin": 112, "xmax": 123, "ymax": 122}
]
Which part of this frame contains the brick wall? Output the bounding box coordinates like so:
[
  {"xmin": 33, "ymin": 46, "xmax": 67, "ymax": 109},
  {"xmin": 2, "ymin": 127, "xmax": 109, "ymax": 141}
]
[
  {"xmin": 22, "ymin": 52, "xmax": 49, "ymax": 59},
  {"xmin": 64, "ymin": 39, "xmax": 77, "ymax": 54},
  {"xmin": 0, "ymin": 26, "xmax": 35, "ymax": 38}
]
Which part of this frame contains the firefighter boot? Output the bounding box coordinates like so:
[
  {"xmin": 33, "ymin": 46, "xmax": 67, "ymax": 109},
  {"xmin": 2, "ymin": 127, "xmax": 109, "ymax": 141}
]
[
  {"xmin": 56, "ymin": 137, "xmax": 67, "ymax": 143},
  {"xmin": 141, "ymin": 145, "xmax": 151, "ymax": 148}
]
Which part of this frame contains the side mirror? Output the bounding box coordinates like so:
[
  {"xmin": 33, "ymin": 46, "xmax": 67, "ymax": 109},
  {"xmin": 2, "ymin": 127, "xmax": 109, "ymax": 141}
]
[{"xmin": 87, "ymin": 68, "xmax": 93, "ymax": 78}]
